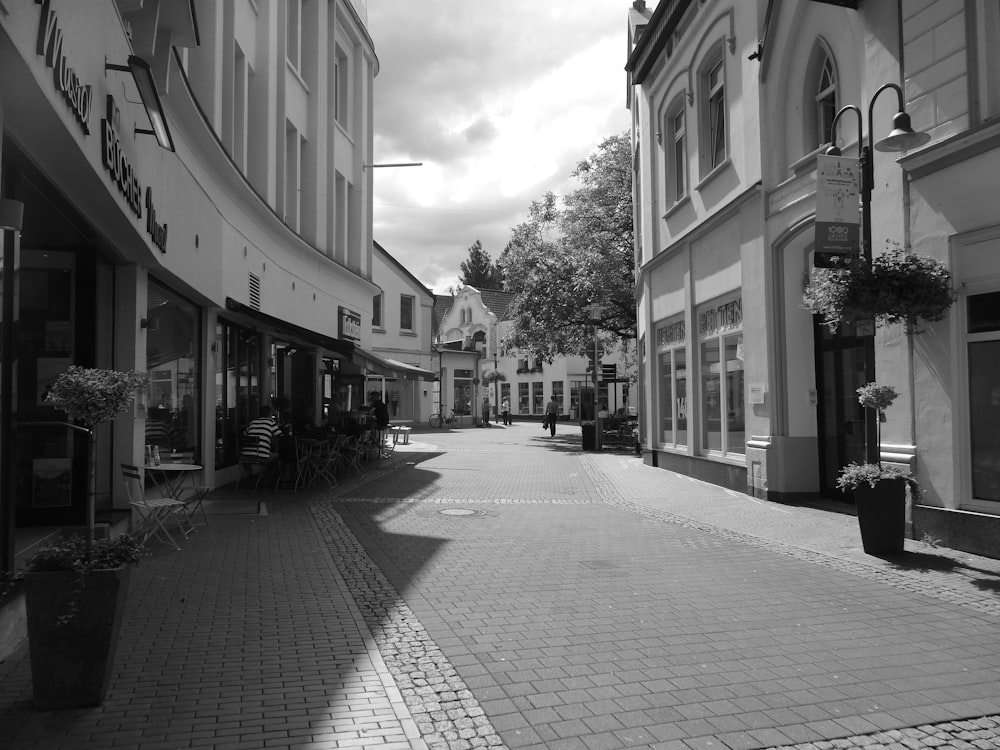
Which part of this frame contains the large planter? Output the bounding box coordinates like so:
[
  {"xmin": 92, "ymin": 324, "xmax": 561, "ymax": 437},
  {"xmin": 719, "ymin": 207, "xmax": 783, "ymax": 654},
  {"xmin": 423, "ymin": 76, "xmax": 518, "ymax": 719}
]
[
  {"xmin": 854, "ymin": 477, "xmax": 906, "ymax": 555},
  {"xmin": 24, "ymin": 566, "xmax": 131, "ymax": 709},
  {"xmin": 581, "ymin": 424, "xmax": 596, "ymax": 451}
]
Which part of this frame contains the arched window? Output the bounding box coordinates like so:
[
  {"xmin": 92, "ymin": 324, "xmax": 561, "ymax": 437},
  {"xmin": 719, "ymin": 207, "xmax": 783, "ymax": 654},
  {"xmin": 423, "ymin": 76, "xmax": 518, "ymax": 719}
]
[{"xmin": 806, "ymin": 42, "xmax": 838, "ymax": 152}]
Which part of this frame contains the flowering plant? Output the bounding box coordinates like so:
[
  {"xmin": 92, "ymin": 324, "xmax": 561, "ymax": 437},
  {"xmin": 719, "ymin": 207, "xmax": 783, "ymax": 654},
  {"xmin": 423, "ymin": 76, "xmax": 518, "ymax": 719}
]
[
  {"xmin": 44, "ymin": 366, "xmax": 148, "ymax": 427},
  {"xmin": 23, "ymin": 534, "xmax": 143, "ymax": 574},
  {"xmin": 836, "ymin": 462, "xmax": 911, "ymax": 491},
  {"xmin": 803, "ymin": 245, "xmax": 955, "ymax": 334}
]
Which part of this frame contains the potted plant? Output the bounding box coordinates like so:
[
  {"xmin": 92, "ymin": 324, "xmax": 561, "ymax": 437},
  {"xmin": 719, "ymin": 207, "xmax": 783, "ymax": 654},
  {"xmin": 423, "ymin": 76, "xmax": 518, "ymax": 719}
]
[
  {"xmin": 803, "ymin": 244, "xmax": 956, "ymax": 333},
  {"xmin": 835, "ymin": 383, "xmax": 913, "ymax": 555},
  {"xmin": 20, "ymin": 533, "xmax": 143, "ymax": 709},
  {"xmin": 24, "ymin": 366, "xmax": 147, "ymax": 708}
]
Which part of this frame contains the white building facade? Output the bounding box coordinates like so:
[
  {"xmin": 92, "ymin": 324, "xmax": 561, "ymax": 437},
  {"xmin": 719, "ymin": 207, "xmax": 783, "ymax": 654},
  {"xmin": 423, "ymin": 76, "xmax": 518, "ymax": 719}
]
[
  {"xmin": 629, "ymin": 0, "xmax": 1000, "ymax": 558},
  {"xmin": 0, "ymin": 0, "xmax": 380, "ymax": 581}
]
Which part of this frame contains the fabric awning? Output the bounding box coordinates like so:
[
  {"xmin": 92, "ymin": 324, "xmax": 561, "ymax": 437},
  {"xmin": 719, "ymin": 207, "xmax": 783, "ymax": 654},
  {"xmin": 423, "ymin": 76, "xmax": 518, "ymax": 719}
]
[
  {"xmin": 382, "ymin": 357, "xmax": 437, "ymax": 382},
  {"xmin": 223, "ymin": 298, "xmax": 354, "ymax": 357}
]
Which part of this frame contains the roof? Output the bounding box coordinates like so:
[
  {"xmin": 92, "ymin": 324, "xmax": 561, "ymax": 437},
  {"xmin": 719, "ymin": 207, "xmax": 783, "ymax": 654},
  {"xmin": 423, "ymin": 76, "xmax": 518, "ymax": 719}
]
[
  {"xmin": 432, "ymin": 294, "xmax": 453, "ymax": 338},
  {"xmin": 479, "ymin": 288, "xmax": 516, "ymax": 320},
  {"xmin": 373, "ymin": 241, "xmax": 434, "ymax": 300}
]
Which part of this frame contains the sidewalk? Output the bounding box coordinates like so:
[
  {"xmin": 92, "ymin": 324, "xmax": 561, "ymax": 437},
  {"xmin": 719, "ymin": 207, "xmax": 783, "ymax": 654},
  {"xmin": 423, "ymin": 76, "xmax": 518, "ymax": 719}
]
[{"xmin": 0, "ymin": 423, "xmax": 998, "ymax": 749}]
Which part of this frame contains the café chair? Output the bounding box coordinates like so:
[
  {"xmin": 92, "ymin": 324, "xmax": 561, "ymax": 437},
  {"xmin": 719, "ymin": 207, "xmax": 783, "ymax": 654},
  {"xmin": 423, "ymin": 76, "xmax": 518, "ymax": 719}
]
[{"xmin": 121, "ymin": 463, "xmax": 192, "ymax": 551}]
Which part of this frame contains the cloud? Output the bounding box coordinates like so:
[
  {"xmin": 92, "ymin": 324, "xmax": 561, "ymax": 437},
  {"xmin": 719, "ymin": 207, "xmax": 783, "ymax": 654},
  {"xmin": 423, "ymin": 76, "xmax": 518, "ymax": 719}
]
[{"xmin": 367, "ymin": 1, "xmax": 630, "ymax": 293}]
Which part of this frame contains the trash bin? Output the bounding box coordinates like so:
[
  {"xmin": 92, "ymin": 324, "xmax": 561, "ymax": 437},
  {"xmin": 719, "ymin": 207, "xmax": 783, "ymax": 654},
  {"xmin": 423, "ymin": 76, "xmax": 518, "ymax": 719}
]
[{"xmin": 581, "ymin": 423, "xmax": 596, "ymax": 451}]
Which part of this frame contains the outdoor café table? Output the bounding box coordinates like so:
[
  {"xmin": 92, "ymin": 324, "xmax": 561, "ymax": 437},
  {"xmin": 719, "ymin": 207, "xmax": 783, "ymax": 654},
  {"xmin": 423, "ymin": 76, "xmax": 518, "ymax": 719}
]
[{"xmin": 142, "ymin": 462, "xmax": 208, "ymax": 532}]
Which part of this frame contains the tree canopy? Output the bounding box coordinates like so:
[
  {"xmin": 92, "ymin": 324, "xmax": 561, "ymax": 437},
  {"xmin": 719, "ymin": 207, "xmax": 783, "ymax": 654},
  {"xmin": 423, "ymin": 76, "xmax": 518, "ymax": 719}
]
[
  {"xmin": 498, "ymin": 132, "xmax": 635, "ymax": 361},
  {"xmin": 459, "ymin": 240, "xmax": 504, "ymax": 289}
]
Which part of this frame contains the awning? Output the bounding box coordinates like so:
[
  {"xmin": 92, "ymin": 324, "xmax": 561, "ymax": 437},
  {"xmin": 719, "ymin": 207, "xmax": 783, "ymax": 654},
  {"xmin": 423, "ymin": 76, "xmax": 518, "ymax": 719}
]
[
  {"xmin": 383, "ymin": 357, "xmax": 437, "ymax": 382},
  {"xmin": 223, "ymin": 298, "xmax": 354, "ymax": 357},
  {"xmin": 353, "ymin": 348, "xmax": 438, "ymax": 381}
]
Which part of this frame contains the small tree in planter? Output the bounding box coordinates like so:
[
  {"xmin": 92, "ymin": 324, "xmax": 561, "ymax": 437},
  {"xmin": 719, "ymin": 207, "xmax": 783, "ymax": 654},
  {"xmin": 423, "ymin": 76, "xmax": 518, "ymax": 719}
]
[
  {"xmin": 25, "ymin": 366, "xmax": 147, "ymax": 709},
  {"xmin": 803, "ymin": 244, "xmax": 956, "ymax": 334},
  {"xmin": 835, "ymin": 383, "xmax": 914, "ymax": 555}
]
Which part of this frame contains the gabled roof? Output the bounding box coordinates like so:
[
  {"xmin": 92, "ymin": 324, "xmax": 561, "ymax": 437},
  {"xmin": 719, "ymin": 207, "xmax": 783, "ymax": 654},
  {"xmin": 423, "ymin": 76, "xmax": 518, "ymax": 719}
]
[
  {"xmin": 373, "ymin": 241, "xmax": 434, "ymax": 300},
  {"xmin": 479, "ymin": 288, "xmax": 516, "ymax": 320},
  {"xmin": 432, "ymin": 294, "xmax": 454, "ymax": 338}
]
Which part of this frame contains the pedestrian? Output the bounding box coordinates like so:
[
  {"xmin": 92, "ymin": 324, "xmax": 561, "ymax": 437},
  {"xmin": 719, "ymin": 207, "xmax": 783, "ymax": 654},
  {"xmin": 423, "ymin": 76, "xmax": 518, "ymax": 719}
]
[
  {"xmin": 545, "ymin": 394, "xmax": 559, "ymax": 437},
  {"xmin": 501, "ymin": 397, "xmax": 511, "ymax": 425},
  {"xmin": 242, "ymin": 405, "xmax": 282, "ymax": 459}
]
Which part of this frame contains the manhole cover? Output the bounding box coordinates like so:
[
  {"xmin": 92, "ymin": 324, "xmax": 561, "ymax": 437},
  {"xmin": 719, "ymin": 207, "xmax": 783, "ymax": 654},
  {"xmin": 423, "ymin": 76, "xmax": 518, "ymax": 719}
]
[{"xmin": 439, "ymin": 508, "xmax": 480, "ymax": 516}]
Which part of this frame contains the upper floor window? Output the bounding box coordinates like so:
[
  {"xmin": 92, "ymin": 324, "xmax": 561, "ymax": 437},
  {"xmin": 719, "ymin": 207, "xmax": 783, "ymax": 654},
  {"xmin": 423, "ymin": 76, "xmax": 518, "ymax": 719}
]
[
  {"xmin": 287, "ymin": 0, "xmax": 302, "ymax": 72},
  {"xmin": 400, "ymin": 295, "xmax": 414, "ymax": 331},
  {"xmin": 815, "ymin": 54, "xmax": 838, "ymax": 148},
  {"xmin": 666, "ymin": 99, "xmax": 687, "ymax": 203},
  {"xmin": 372, "ymin": 292, "xmax": 383, "ymax": 328},
  {"xmin": 706, "ymin": 57, "xmax": 726, "ymax": 171},
  {"xmin": 973, "ymin": 0, "xmax": 1000, "ymax": 122},
  {"xmin": 334, "ymin": 45, "xmax": 349, "ymax": 127}
]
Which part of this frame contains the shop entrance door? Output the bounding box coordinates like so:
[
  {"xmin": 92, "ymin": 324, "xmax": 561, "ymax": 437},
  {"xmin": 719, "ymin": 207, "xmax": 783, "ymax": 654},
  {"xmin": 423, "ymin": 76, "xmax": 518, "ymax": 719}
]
[{"xmin": 814, "ymin": 321, "xmax": 869, "ymax": 498}]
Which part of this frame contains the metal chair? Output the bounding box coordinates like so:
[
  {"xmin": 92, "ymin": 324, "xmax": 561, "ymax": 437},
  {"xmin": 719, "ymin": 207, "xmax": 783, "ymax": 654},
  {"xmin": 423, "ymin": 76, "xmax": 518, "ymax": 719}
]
[{"xmin": 121, "ymin": 463, "xmax": 192, "ymax": 550}]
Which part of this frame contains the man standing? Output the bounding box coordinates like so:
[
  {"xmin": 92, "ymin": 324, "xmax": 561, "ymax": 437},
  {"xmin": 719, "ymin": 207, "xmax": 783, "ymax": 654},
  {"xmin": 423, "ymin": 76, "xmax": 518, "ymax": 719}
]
[
  {"xmin": 545, "ymin": 395, "xmax": 559, "ymax": 437},
  {"xmin": 501, "ymin": 397, "xmax": 511, "ymax": 426}
]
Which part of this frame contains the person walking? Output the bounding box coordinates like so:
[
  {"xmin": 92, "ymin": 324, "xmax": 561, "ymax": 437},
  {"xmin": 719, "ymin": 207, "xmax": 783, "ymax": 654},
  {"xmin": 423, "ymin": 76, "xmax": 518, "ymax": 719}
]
[
  {"xmin": 501, "ymin": 397, "xmax": 511, "ymax": 426},
  {"xmin": 545, "ymin": 395, "xmax": 559, "ymax": 437}
]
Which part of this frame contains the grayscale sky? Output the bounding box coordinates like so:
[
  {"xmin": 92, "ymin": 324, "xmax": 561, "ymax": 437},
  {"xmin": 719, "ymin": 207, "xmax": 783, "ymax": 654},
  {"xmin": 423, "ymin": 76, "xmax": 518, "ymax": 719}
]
[{"xmin": 366, "ymin": 1, "xmax": 631, "ymax": 293}]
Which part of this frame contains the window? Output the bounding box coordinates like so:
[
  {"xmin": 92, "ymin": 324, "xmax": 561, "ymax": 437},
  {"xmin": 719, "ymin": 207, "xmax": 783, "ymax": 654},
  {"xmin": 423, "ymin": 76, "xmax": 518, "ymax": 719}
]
[
  {"xmin": 145, "ymin": 280, "xmax": 201, "ymax": 464},
  {"xmin": 233, "ymin": 43, "xmax": 248, "ymax": 171},
  {"xmin": 552, "ymin": 380, "xmax": 564, "ymax": 407},
  {"xmin": 286, "ymin": 0, "xmax": 302, "ymax": 71},
  {"xmin": 215, "ymin": 319, "xmax": 257, "ymax": 469},
  {"xmin": 518, "ymin": 382, "xmax": 529, "ymax": 414},
  {"xmin": 400, "ymin": 295, "xmax": 414, "ymax": 331},
  {"xmin": 532, "ymin": 382, "xmax": 544, "ymax": 415},
  {"xmin": 704, "ymin": 56, "xmax": 726, "ymax": 171},
  {"xmin": 697, "ymin": 296, "xmax": 745, "ymax": 456},
  {"xmin": 667, "ymin": 102, "xmax": 687, "ymax": 202},
  {"xmin": 656, "ymin": 316, "xmax": 687, "ymax": 448},
  {"xmin": 284, "ymin": 121, "xmax": 301, "ymax": 229},
  {"xmin": 334, "ymin": 45, "xmax": 349, "ymax": 127},
  {"xmin": 968, "ymin": 291, "xmax": 1000, "ymax": 501},
  {"xmin": 372, "ymin": 292, "xmax": 383, "ymax": 328},
  {"xmin": 815, "ymin": 53, "xmax": 837, "ymax": 149}
]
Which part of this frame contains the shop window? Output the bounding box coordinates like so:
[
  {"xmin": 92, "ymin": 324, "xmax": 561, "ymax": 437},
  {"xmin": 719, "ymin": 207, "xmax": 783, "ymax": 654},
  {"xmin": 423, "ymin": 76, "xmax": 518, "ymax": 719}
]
[
  {"xmin": 215, "ymin": 318, "xmax": 259, "ymax": 468},
  {"xmin": 968, "ymin": 291, "xmax": 1000, "ymax": 501},
  {"xmin": 656, "ymin": 316, "xmax": 687, "ymax": 448},
  {"xmin": 518, "ymin": 382, "xmax": 529, "ymax": 414},
  {"xmin": 697, "ymin": 296, "xmax": 744, "ymax": 456},
  {"xmin": 146, "ymin": 280, "xmax": 201, "ymax": 464},
  {"xmin": 532, "ymin": 382, "xmax": 544, "ymax": 414},
  {"xmin": 552, "ymin": 380, "xmax": 564, "ymax": 405}
]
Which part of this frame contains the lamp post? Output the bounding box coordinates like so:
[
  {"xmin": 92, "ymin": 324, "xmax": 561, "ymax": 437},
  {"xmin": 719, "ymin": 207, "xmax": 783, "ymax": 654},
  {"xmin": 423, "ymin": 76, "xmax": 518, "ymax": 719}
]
[
  {"xmin": 585, "ymin": 303, "xmax": 604, "ymax": 450},
  {"xmin": 825, "ymin": 83, "xmax": 930, "ymax": 465}
]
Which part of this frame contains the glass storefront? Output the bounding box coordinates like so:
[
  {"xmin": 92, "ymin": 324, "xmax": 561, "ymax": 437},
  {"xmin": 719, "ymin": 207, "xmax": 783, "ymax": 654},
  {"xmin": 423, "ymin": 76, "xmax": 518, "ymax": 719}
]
[
  {"xmin": 214, "ymin": 318, "xmax": 259, "ymax": 468},
  {"xmin": 656, "ymin": 315, "xmax": 687, "ymax": 448},
  {"xmin": 968, "ymin": 291, "xmax": 1000, "ymax": 501},
  {"xmin": 696, "ymin": 295, "xmax": 745, "ymax": 456},
  {"xmin": 145, "ymin": 280, "xmax": 201, "ymax": 465}
]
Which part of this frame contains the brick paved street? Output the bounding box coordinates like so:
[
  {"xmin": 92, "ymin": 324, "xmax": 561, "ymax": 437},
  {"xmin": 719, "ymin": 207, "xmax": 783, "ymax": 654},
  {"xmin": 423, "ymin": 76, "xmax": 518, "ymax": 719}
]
[{"xmin": 2, "ymin": 421, "xmax": 1000, "ymax": 749}]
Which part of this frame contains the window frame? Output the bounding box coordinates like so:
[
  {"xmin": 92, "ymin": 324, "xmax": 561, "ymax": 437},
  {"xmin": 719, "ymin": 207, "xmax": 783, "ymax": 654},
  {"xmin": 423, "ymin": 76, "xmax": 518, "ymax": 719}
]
[
  {"xmin": 399, "ymin": 294, "xmax": 415, "ymax": 332},
  {"xmin": 703, "ymin": 54, "xmax": 727, "ymax": 173},
  {"xmin": 286, "ymin": 0, "xmax": 302, "ymax": 72},
  {"xmin": 695, "ymin": 295, "xmax": 745, "ymax": 459},
  {"xmin": 666, "ymin": 98, "xmax": 687, "ymax": 204},
  {"xmin": 372, "ymin": 292, "xmax": 383, "ymax": 329}
]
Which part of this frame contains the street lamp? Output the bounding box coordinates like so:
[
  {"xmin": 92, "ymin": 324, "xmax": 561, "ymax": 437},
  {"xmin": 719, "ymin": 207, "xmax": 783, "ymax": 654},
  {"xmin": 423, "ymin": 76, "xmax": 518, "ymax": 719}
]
[
  {"xmin": 825, "ymin": 82, "xmax": 930, "ymax": 464},
  {"xmin": 585, "ymin": 303, "xmax": 604, "ymax": 450}
]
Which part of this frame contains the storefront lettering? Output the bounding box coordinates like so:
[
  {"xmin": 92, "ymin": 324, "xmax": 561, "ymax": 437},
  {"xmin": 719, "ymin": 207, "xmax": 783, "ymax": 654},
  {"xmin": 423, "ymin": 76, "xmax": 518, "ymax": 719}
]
[
  {"xmin": 145, "ymin": 188, "xmax": 167, "ymax": 253},
  {"xmin": 339, "ymin": 307, "xmax": 361, "ymax": 341},
  {"xmin": 102, "ymin": 96, "xmax": 143, "ymax": 219},
  {"xmin": 36, "ymin": 0, "xmax": 92, "ymax": 134},
  {"xmin": 698, "ymin": 298, "xmax": 743, "ymax": 336},
  {"xmin": 655, "ymin": 320, "xmax": 685, "ymax": 350}
]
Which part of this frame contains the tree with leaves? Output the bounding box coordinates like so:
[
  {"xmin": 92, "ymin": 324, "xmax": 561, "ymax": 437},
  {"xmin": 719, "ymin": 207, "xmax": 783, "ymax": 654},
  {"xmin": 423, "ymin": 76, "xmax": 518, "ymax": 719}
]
[
  {"xmin": 499, "ymin": 132, "xmax": 635, "ymax": 361},
  {"xmin": 459, "ymin": 240, "xmax": 504, "ymax": 289}
]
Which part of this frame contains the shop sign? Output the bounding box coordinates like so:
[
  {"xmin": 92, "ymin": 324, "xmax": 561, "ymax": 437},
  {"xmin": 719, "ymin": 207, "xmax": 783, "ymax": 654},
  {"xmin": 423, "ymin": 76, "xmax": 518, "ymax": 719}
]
[
  {"xmin": 814, "ymin": 153, "xmax": 860, "ymax": 268},
  {"xmin": 655, "ymin": 319, "xmax": 685, "ymax": 351},
  {"xmin": 339, "ymin": 307, "xmax": 361, "ymax": 341},
  {"xmin": 36, "ymin": 0, "xmax": 93, "ymax": 135},
  {"xmin": 101, "ymin": 96, "xmax": 143, "ymax": 219},
  {"xmin": 698, "ymin": 298, "xmax": 742, "ymax": 337}
]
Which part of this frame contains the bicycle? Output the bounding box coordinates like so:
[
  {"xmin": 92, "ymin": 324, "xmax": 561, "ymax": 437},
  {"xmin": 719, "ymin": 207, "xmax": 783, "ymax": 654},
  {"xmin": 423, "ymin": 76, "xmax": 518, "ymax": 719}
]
[{"xmin": 428, "ymin": 407, "xmax": 459, "ymax": 429}]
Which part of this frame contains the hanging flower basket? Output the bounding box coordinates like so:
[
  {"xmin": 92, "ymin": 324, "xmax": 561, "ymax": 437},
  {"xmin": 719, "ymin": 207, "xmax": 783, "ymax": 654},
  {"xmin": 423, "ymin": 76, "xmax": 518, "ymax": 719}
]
[{"xmin": 803, "ymin": 247, "xmax": 956, "ymax": 334}]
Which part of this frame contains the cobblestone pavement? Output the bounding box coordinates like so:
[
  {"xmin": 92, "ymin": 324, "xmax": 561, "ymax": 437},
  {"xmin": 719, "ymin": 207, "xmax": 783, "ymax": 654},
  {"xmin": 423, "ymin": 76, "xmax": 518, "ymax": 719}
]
[
  {"xmin": 1, "ymin": 421, "xmax": 999, "ymax": 749},
  {"xmin": 321, "ymin": 423, "xmax": 1000, "ymax": 750}
]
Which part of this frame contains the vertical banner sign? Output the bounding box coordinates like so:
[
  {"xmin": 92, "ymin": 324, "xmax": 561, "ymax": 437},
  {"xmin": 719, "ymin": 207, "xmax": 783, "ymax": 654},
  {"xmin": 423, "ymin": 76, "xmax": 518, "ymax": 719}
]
[{"xmin": 814, "ymin": 154, "xmax": 860, "ymax": 268}]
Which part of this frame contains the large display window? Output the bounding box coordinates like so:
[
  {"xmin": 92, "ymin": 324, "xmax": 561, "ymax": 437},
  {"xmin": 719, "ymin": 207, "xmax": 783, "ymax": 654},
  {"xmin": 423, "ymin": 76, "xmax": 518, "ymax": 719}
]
[
  {"xmin": 696, "ymin": 295, "xmax": 745, "ymax": 457},
  {"xmin": 655, "ymin": 316, "xmax": 687, "ymax": 448},
  {"xmin": 968, "ymin": 290, "xmax": 1000, "ymax": 502},
  {"xmin": 145, "ymin": 280, "xmax": 201, "ymax": 463},
  {"xmin": 214, "ymin": 318, "xmax": 259, "ymax": 467}
]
